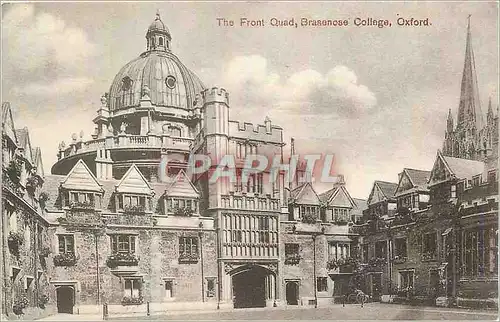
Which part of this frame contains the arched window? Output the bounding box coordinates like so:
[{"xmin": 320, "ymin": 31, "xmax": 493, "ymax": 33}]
[
  {"xmin": 159, "ymin": 37, "xmax": 164, "ymax": 46},
  {"xmin": 169, "ymin": 127, "xmax": 182, "ymax": 137}
]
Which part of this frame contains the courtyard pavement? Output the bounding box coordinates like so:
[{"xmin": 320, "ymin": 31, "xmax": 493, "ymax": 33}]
[{"xmin": 39, "ymin": 303, "xmax": 498, "ymax": 321}]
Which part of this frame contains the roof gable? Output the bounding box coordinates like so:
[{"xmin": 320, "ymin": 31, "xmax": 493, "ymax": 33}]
[
  {"xmin": 293, "ymin": 182, "xmax": 320, "ymax": 205},
  {"xmin": 32, "ymin": 147, "xmax": 44, "ymax": 177},
  {"xmin": 116, "ymin": 164, "xmax": 153, "ymax": 195},
  {"xmin": 367, "ymin": 181, "xmax": 397, "ymax": 205},
  {"xmin": 329, "ymin": 185, "xmax": 356, "ymax": 208},
  {"xmin": 395, "ymin": 170, "xmax": 415, "ymax": 195},
  {"xmin": 61, "ymin": 159, "xmax": 102, "ymax": 192},
  {"xmin": 405, "ymin": 169, "xmax": 431, "ymax": 188},
  {"xmin": 15, "ymin": 128, "xmax": 33, "ymax": 163},
  {"xmin": 428, "ymin": 151, "xmax": 484, "ymax": 184},
  {"xmin": 165, "ymin": 170, "xmax": 199, "ymax": 198},
  {"xmin": 2, "ymin": 102, "xmax": 17, "ymax": 143}
]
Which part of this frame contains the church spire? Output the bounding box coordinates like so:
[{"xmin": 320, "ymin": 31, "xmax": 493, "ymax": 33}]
[
  {"xmin": 457, "ymin": 15, "xmax": 484, "ymax": 130},
  {"xmin": 487, "ymin": 96, "xmax": 494, "ymax": 124},
  {"xmin": 447, "ymin": 108, "xmax": 454, "ymax": 133}
]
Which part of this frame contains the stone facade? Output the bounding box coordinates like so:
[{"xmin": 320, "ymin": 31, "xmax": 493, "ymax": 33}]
[{"xmin": 2, "ymin": 102, "xmax": 55, "ymax": 320}]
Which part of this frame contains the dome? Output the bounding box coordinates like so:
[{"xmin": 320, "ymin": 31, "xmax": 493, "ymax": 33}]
[{"xmin": 108, "ymin": 14, "xmax": 205, "ymax": 111}]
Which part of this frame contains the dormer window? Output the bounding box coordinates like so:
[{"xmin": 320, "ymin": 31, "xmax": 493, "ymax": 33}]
[
  {"xmin": 164, "ymin": 197, "xmax": 198, "ymax": 216},
  {"xmin": 63, "ymin": 190, "xmax": 101, "ymax": 210},
  {"xmin": 116, "ymin": 194, "xmax": 150, "ymax": 214}
]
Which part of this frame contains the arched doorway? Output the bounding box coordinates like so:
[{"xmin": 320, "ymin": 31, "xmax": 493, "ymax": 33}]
[
  {"xmin": 232, "ymin": 265, "xmax": 272, "ymax": 308},
  {"xmin": 285, "ymin": 281, "xmax": 299, "ymax": 305},
  {"xmin": 56, "ymin": 286, "xmax": 74, "ymax": 314}
]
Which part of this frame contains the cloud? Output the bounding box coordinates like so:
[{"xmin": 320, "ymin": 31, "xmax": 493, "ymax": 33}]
[
  {"xmin": 218, "ymin": 55, "xmax": 377, "ymax": 119},
  {"xmin": 12, "ymin": 77, "xmax": 94, "ymax": 95},
  {"xmin": 2, "ymin": 4, "xmax": 97, "ymax": 74}
]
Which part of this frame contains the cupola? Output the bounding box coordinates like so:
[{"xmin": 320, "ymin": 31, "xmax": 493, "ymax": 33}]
[{"xmin": 146, "ymin": 11, "xmax": 171, "ymax": 51}]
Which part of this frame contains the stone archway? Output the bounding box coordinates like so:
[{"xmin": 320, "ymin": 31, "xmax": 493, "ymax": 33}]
[{"xmin": 227, "ymin": 264, "xmax": 277, "ymax": 309}]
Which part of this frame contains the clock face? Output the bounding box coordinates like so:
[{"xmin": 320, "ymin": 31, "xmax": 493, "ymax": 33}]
[{"xmin": 165, "ymin": 75, "xmax": 176, "ymax": 89}]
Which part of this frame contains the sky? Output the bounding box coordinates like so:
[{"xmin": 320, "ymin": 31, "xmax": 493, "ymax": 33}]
[{"xmin": 1, "ymin": 2, "xmax": 498, "ymax": 199}]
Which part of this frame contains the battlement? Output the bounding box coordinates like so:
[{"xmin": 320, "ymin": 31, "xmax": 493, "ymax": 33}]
[
  {"xmin": 201, "ymin": 87, "xmax": 230, "ymax": 105},
  {"xmin": 228, "ymin": 120, "xmax": 283, "ymax": 143}
]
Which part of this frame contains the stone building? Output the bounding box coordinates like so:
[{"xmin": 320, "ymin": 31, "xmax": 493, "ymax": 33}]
[
  {"xmin": 1, "ymin": 102, "xmax": 54, "ymax": 319},
  {"xmin": 355, "ymin": 20, "xmax": 498, "ymax": 309}
]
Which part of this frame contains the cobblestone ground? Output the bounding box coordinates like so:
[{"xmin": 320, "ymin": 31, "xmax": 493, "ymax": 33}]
[{"xmin": 108, "ymin": 303, "xmax": 497, "ymax": 321}]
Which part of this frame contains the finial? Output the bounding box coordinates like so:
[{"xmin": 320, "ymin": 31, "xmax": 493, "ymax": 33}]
[
  {"xmin": 156, "ymin": 9, "xmax": 161, "ymax": 20},
  {"xmin": 467, "ymin": 14, "xmax": 471, "ymax": 28}
]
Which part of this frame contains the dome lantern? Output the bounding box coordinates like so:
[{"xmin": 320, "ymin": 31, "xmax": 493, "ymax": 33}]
[{"xmin": 146, "ymin": 10, "xmax": 171, "ymax": 52}]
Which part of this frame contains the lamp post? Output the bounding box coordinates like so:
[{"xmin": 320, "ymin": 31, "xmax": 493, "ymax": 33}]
[
  {"xmin": 312, "ymin": 233, "xmax": 318, "ymax": 309},
  {"xmin": 293, "ymin": 224, "xmax": 324, "ymax": 309}
]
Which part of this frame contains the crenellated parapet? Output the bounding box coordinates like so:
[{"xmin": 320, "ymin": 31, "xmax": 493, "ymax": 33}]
[
  {"xmin": 228, "ymin": 120, "xmax": 283, "ymax": 143},
  {"xmin": 201, "ymin": 87, "xmax": 229, "ymax": 105}
]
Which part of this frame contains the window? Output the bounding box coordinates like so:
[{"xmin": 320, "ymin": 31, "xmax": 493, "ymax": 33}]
[
  {"xmin": 159, "ymin": 37, "xmax": 164, "ymax": 46},
  {"xmin": 37, "ymin": 226, "xmax": 43, "ymax": 250},
  {"xmin": 117, "ymin": 194, "xmax": 147, "ymax": 211},
  {"xmin": 58, "ymin": 235, "xmax": 75, "ymax": 254},
  {"xmin": 394, "ymin": 238, "xmax": 407, "ymax": 258},
  {"xmin": 329, "ymin": 242, "xmax": 350, "ymax": 259},
  {"xmin": 122, "ymin": 76, "xmax": 133, "ymax": 91},
  {"xmin": 9, "ymin": 211, "xmax": 17, "ymax": 232},
  {"xmin": 285, "ymin": 243, "xmax": 300, "ymax": 257},
  {"xmin": 398, "ymin": 270, "xmax": 414, "ymax": 289},
  {"xmin": 422, "ymin": 232, "xmax": 437, "ymax": 259},
  {"xmin": 472, "ymin": 176, "xmax": 480, "ymax": 187},
  {"xmin": 110, "ymin": 235, "xmax": 136, "ymax": 254},
  {"xmin": 124, "ymin": 278, "xmax": 141, "ymax": 298},
  {"xmin": 375, "ymin": 241, "xmax": 387, "ymax": 259},
  {"xmin": 168, "ymin": 126, "xmax": 181, "ymax": 137},
  {"xmin": 362, "ymin": 244, "xmax": 369, "ymax": 263},
  {"xmin": 317, "ymin": 277, "xmax": 328, "ymax": 292},
  {"xmin": 463, "ymin": 227, "xmax": 498, "ymax": 277},
  {"xmin": 25, "ymin": 276, "xmax": 34, "ymax": 290},
  {"xmin": 488, "ymin": 171, "xmax": 497, "ymax": 183},
  {"xmin": 206, "ymin": 278, "xmax": 216, "ymax": 298},
  {"xmin": 179, "ymin": 237, "xmax": 198, "ymax": 257},
  {"xmin": 164, "ymin": 279, "xmax": 174, "ymax": 298},
  {"xmin": 11, "ymin": 267, "xmax": 20, "ymax": 282},
  {"xmin": 451, "ymin": 185, "xmax": 456, "ymax": 198}
]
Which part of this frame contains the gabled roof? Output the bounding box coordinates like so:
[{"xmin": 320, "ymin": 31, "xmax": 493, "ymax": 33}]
[
  {"xmin": 429, "ymin": 151, "xmax": 485, "ymax": 184},
  {"xmin": 405, "ymin": 168, "xmax": 431, "ymax": 187},
  {"xmin": 367, "ymin": 180, "xmax": 397, "ymax": 205},
  {"xmin": 353, "ymin": 198, "xmax": 367, "ymax": 211},
  {"xmin": 395, "ymin": 168, "xmax": 430, "ymax": 196},
  {"xmin": 165, "ymin": 170, "xmax": 199, "ymax": 198},
  {"xmin": 15, "ymin": 127, "xmax": 33, "ymax": 163},
  {"xmin": 61, "ymin": 159, "xmax": 103, "ymax": 192},
  {"xmin": 31, "ymin": 147, "xmax": 44, "ymax": 177},
  {"xmin": 289, "ymin": 182, "xmax": 320, "ymax": 205},
  {"xmin": 115, "ymin": 164, "xmax": 153, "ymax": 195},
  {"xmin": 443, "ymin": 155, "xmax": 485, "ymax": 179},
  {"xmin": 319, "ymin": 184, "xmax": 356, "ymax": 208},
  {"xmin": 2, "ymin": 102, "xmax": 17, "ymax": 144}
]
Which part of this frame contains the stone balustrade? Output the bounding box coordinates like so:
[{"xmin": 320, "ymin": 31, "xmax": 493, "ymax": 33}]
[{"xmin": 59, "ymin": 134, "xmax": 194, "ymax": 159}]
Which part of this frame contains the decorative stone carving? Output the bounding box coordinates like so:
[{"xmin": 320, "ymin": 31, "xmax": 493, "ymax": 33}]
[
  {"xmin": 107, "ymin": 124, "xmax": 114, "ymax": 136},
  {"xmin": 224, "ymin": 263, "xmax": 235, "ymax": 274},
  {"xmin": 141, "ymin": 85, "xmax": 150, "ymax": 99},
  {"xmin": 100, "ymin": 94, "xmax": 107, "ymax": 106},
  {"xmin": 120, "ymin": 122, "xmax": 127, "ymax": 134}
]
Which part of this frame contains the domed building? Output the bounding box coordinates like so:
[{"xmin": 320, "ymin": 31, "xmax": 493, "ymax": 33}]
[{"xmin": 51, "ymin": 12, "xmax": 207, "ymax": 181}]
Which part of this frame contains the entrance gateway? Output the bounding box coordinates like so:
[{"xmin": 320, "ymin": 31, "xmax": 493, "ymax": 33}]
[{"xmin": 229, "ymin": 264, "xmax": 277, "ymax": 309}]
